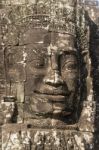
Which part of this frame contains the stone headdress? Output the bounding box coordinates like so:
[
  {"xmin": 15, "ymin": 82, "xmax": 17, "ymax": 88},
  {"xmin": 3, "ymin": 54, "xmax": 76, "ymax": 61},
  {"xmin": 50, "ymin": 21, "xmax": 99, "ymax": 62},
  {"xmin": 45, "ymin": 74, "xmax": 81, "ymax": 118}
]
[{"xmin": 28, "ymin": 0, "xmax": 77, "ymax": 35}]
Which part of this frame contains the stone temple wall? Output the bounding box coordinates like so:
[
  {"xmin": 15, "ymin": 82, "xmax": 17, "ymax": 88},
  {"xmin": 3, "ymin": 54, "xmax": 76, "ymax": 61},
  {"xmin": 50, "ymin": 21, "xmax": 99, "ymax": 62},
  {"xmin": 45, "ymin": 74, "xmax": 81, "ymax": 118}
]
[{"xmin": 0, "ymin": 0, "xmax": 99, "ymax": 150}]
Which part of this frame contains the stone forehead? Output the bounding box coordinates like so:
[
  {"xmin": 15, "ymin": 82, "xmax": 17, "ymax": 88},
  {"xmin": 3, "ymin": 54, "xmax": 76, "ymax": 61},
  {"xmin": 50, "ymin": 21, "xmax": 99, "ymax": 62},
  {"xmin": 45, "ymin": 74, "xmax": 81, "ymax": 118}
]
[
  {"xmin": 33, "ymin": 31, "xmax": 75, "ymax": 44},
  {"xmin": 27, "ymin": 31, "xmax": 76, "ymax": 52},
  {"xmin": 35, "ymin": 32, "xmax": 77, "ymax": 53},
  {"xmin": 32, "ymin": 30, "xmax": 75, "ymax": 38}
]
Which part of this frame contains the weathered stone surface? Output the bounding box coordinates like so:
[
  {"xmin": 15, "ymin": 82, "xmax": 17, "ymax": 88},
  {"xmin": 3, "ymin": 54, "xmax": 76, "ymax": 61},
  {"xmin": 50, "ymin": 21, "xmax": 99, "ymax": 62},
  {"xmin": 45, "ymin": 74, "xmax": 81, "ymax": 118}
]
[
  {"xmin": 0, "ymin": 100, "xmax": 15, "ymax": 124},
  {"xmin": 2, "ymin": 124, "xmax": 94, "ymax": 150},
  {"xmin": 0, "ymin": 0, "xmax": 99, "ymax": 150}
]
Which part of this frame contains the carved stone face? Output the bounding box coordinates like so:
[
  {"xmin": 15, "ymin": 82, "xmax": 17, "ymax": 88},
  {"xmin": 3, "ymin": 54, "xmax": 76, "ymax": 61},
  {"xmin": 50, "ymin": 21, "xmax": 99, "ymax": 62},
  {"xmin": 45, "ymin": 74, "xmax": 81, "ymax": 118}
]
[{"xmin": 26, "ymin": 31, "xmax": 79, "ymax": 117}]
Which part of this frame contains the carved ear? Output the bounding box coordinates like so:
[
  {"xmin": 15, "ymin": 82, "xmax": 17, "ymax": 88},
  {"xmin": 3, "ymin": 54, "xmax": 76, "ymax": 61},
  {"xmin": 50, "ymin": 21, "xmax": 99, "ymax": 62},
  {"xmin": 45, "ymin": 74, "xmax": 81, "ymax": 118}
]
[
  {"xmin": 80, "ymin": 27, "xmax": 93, "ymax": 101},
  {"xmin": 75, "ymin": 7, "xmax": 95, "ymax": 131},
  {"xmin": 76, "ymin": 6, "xmax": 94, "ymax": 102}
]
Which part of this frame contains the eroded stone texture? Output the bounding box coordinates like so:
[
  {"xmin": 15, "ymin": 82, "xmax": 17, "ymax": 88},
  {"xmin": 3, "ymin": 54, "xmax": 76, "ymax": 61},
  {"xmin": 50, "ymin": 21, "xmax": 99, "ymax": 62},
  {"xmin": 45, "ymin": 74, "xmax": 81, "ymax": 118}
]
[
  {"xmin": 0, "ymin": 0, "xmax": 99, "ymax": 150},
  {"xmin": 2, "ymin": 124, "xmax": 94, "ymax": 150}
]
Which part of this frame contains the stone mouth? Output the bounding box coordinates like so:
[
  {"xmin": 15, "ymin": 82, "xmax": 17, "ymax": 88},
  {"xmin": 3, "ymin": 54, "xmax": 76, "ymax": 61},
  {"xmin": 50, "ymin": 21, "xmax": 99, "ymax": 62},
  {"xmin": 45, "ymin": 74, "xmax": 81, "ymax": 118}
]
[
  {"xmin": 34, "ymin": 89, "xmax": 70, "ymax": 96},
  {"xmin": 31, "ymin": 91, "xmax": 73, "ymax": 116},
  {"xmin": 34, "ymin": 89, "xmax": 71, "ymax": 103}
]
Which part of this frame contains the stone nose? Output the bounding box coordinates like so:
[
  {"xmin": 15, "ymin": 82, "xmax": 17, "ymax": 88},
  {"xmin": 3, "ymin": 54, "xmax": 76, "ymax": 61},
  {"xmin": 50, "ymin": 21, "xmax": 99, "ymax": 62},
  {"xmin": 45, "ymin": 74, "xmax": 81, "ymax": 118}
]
[
  {"xmin": 43, "ymin": 70, "xmax": 64, "ymax": 86},
  {"xmin": 43, "ymin": 51, "xmax": 64, "ymax": 86}
]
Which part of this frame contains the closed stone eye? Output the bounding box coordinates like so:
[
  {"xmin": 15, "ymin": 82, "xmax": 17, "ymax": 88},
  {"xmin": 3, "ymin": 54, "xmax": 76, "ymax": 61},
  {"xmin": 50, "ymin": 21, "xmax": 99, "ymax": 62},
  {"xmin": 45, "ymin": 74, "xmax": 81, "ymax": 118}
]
[
  {"xmin": 60, "ymin": 54, "xmax": 77, "ymax": 71},
  {"xmin": 62, "ymin": 61, "xmax": 77, "ymax": 70},
  {"xmin": 66, "ymin": 62, "xmax": 77, "ymax": 70}
]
